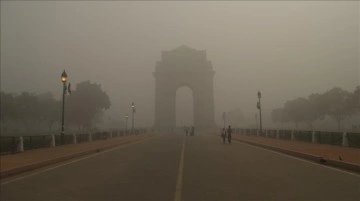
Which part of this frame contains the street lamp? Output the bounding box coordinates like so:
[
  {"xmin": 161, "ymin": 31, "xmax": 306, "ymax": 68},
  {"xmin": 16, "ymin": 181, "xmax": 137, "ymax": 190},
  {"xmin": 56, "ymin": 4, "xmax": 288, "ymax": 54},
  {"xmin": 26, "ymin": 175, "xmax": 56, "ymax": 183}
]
[
  {"xmin": 257, "ymin": 91, "xmax": 262, "ymax": 134},
  {"xmin": 255, "ymin": 113, "xmax": 258, "ymax": 129},
  {"xmin": 131, "ymin": 102, "xmax": 136, "ymax": 133},
  {"xmin": 125, "ymin": 114, "xmax": 128, "ymax": 134},
  {"xmin": 222, "ymin": 112, "xmax": 226, "ymax": 128},
  {"xmin": 60, "ymin": 70, "xmax": 68, "ymax": 145}
]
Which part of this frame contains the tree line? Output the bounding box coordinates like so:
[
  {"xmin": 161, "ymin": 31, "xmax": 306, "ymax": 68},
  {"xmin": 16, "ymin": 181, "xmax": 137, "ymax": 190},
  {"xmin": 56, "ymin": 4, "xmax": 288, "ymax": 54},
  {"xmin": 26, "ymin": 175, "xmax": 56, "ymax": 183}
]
[
  {"xmin": 271, "ymin": 86, "xmax": 360, "ymax": 131},
  {"xmin": 1, "ymin": 80, "xmax": 111, "ymax": 135}
]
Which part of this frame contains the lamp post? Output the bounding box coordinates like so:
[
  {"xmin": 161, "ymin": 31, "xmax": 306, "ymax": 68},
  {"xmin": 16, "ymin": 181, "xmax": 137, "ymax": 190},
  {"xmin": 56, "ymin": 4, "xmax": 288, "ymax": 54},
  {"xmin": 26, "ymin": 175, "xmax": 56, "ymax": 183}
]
[
  {"xmin": 255, "ymin": 113, "xmax": 258, "ymax": 129},
  {"xmin": 222, "ymin": 112, "xmax": 226, "ymax": 128},
  {"xmin": 131, "ymin": 102, "xmax": 136, "ymax": 133},
  {"xmin": 60, "ymin": 70, "xmax": 68, "ymax": 145},
  {"xmin": 125, "ymin": 114, "xmax": 128, "ymax": 134},
  {"xmin": 257, "ymin": 91, "xmax": 262, "ymax": 134}
]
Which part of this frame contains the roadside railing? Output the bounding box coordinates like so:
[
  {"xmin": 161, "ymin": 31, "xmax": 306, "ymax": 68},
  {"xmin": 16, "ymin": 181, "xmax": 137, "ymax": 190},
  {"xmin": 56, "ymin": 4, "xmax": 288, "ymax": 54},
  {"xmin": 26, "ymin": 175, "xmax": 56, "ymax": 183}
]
[
  {"xmin": 0, "ymin": 129, "xmax": 150, "ymax": 155},
  {"xmin": 0, "ymin": 137, "xmax": 17, "ymax": 154},
  {"xmin": 234, "ymin": 128, "xmax": 360, "ymax": 148}
]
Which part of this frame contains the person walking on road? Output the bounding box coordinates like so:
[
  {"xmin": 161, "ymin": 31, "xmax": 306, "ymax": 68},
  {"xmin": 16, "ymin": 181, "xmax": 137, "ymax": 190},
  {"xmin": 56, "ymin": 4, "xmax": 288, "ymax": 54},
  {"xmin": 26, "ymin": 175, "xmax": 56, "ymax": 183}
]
[
  {"xmin": 227, "ymin": 125, "xmax": 232, "ymax": 144},
  {"xmin": 221, "ymin": 128, "xmax": 227, "ymax": 144}
]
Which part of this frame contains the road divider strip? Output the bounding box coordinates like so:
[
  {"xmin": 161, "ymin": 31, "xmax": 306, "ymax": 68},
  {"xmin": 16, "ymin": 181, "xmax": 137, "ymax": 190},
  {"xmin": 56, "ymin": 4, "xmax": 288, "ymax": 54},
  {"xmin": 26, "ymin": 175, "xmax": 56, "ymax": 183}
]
[{"xmin": 174, "ymin": 136, "xmax": 186, "ymax": 201}]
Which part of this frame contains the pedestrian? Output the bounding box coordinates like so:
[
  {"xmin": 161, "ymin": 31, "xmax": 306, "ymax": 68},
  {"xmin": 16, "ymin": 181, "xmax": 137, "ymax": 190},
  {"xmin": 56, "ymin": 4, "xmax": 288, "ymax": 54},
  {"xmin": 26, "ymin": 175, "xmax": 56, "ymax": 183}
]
[
  {"xmin": 221, "ymin": 128, "xmax": 226, "ymax": 144},
  {"xmin": 185, "ymin": 127, "xmax": 189, "ymax": 136},
  {"xmin": 227, "ymin": 125, "xmax": 232, "ymax": 144}
]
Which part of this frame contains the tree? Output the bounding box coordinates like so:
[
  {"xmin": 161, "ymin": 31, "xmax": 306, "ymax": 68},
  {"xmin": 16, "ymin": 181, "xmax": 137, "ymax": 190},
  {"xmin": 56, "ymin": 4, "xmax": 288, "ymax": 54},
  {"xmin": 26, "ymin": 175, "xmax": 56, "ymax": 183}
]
[
  {"xmin": 349, "ymin": 86, "xmax": 360, "ymax": 113},
  {"xmin": 0, "ymin": 92, "xmax": 17, "ymax": 133},
  {"xmin": 0, "ymin": 92, "xmax": 16, "ymax": 121},
  {"xmin": 274, "ymin": 86, "xmax": 358, "ymax": 131},
  {"xmin": 319, "ymin": 87, "xmax": 353, "ymax": 131},
  {"xmin": 13, "ymin": 92, "xmax": 41, "ymax": 132},
  {"xmin": 1, "ymin": 91, "xmax": 64, "ymax": 134},
  {"xmin": 66, "ymin": 81, "xmax": 111, "ymax": 131},
  {"xmin": 306, "ymin": 93, "xmax": 324, "ymax": 129},
  {"xmin": 37, "ymin": 92, "xmax": 61, "ymax": 131},
  {"xmin": 283, "ymin": 97, "xmax": 311, "ymax": 129}
]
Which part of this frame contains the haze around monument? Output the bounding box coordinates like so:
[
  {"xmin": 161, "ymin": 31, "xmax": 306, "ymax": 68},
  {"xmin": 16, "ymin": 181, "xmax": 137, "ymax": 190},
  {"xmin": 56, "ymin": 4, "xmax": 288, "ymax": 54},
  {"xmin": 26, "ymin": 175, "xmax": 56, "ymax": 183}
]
[{"xmin": 1, "ymin": 1, "xmax": 359, "ymax": 128}]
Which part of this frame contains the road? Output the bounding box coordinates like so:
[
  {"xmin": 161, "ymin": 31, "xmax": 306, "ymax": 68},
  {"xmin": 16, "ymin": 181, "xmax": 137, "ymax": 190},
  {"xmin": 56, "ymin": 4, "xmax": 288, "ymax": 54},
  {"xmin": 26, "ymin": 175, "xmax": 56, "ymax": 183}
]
[{"xmin": 1, "ymin": 134, "xmax": 359, "ymax": 201}]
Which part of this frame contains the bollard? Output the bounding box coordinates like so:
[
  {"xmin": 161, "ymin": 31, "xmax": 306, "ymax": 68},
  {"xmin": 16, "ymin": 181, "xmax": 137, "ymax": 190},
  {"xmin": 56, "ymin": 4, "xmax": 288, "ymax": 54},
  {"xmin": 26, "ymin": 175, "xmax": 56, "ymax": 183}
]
[
  {"xmin": 50, "ymin": 135, "xmax": 56, "ymax": 148},
  {"xmin": 276, "ymin": 130, "xmax": 280, "ymax": 139},
  {"xmin": 291, "ymin": 130, "xmax": 295, "ymax": 141},
  {"xmin": 342, "ymin": 132, "xmax": 349, "ymax": 147},
  {"xmin": 73, "ymin": 133, "xmax": 77, "ymax": 144},
  {"xmin": 88, "ymin": 132, "xmax": 92, "ymax": 141},
  {"xmin": 311, "ymin": 131, "xmax": 317, "ymax": 144},
  {"xmin": 17, "ymin": 136, "xmax": 24, "ymax": 153}
]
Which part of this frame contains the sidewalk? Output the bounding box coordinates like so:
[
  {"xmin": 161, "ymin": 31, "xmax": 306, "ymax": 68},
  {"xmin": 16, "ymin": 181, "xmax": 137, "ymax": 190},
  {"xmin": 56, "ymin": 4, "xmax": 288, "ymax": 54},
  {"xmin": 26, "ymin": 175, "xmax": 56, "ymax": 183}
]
[
  {"xmin": 0, "ymin": 134, "xmax": 155, "ymax": 178},
  {"xmin": 232, "ymin": 134, "xmax": 360, "ymax": 172}
]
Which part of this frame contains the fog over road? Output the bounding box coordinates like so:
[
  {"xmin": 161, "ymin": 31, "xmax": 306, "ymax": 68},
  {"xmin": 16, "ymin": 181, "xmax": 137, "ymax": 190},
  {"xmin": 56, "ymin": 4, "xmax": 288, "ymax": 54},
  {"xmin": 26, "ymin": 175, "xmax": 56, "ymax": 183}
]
[{"xmin": 1, "ymin": 134, "xmax": 359, "ymax": 201}]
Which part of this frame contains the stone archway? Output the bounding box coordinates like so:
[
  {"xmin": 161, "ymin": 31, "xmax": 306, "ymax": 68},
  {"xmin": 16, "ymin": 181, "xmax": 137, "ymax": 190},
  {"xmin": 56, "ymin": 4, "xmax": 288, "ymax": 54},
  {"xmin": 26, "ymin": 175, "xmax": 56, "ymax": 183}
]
[{"xmin": 153, "ymin": 46, "xmax": 216, "ymax": 131}]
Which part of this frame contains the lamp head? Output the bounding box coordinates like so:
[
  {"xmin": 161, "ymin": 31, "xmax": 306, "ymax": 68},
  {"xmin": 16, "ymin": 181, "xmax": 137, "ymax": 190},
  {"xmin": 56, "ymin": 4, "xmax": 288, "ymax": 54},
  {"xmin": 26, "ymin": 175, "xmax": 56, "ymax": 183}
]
[
  {"xmin": 61, "ymin": 70, "xmax": 68, "ymax": 83},
  {"xmin": 257, "ymin": 91, "xmax": 261, "ymax": 99}
]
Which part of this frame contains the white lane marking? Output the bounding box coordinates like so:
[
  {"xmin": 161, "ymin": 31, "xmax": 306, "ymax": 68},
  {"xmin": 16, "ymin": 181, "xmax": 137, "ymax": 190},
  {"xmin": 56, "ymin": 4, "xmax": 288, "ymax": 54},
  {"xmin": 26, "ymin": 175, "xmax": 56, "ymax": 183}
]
[
  {"xmin": 174, "ymin": 137, "xmax": 186, "ymax": 201},
  {"xmin": 1, "ymin": 136, "xmax": 157, "ymax": 186},
  {"xmin": 233, "ymin": 139, "xmax": 360, "ymax": 178}
]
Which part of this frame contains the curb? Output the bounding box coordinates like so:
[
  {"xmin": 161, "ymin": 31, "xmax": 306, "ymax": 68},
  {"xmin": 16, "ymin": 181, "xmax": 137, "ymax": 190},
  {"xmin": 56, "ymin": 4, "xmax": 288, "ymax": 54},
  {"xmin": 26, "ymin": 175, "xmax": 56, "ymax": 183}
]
[
  {"xmin": 233, "ymin": 138, "xmax": 360, "ymax": 174},
  {"xmin": 0, "ymin": 135, "xmax": 151, "ymax": 179}
]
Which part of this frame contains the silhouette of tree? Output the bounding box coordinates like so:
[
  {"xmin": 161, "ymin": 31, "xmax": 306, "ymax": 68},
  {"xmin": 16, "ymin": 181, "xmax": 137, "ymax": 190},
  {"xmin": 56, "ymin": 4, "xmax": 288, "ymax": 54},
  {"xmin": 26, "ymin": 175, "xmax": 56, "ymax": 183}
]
[
  {"xmin": 319, "ymin": 87, "xmax": 353, "ymax": 131},
  {"xmin": 37, "ymin": 92, "xmax": 61, "ymax": 131},
  {"xmin": 1, "ymin": 92, "xmax": 64, "ymax": 134},
  {"xmin": 13, "ymin": 92, "xmax": 40, "ymax": 132},
  {"xmin": 66, "ymin": 81, "xmax": 111, "ymax": 132},
  {"xmin": 0, "ymin": 92, "xmax": 16, "ymax": 121},
  {"xmin": 273, "ymin": 87, "xmax": 360, "ymax": 131},
  {"xmin": 0, "ymin": 92, "xmax": 17, "ymax": 133},
  {"xmin": 305, "ymin": 93, "xmax": 325, "ymax": 129},
  {"xmin": 283, "ymin": 97, "xmax": 309, "ymax": 129},
  {"xmin": 349, "ymin": 86, "xmax": 360, "ymax": 113}
]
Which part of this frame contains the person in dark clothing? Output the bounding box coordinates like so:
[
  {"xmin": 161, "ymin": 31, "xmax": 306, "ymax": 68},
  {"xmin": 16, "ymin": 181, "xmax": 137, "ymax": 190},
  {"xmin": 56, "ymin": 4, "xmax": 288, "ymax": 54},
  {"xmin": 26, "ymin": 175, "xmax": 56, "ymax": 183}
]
[
  {"xmin": 191, "ymin": 126, "xmax": 195, "ymax": 136},
  {"xmin": 227, "ymin": 125, "xmax": 232, "ymax": 144},
  {"xmin": 221, "ymin": 128, "xmax": 226, "ymax": 144}
]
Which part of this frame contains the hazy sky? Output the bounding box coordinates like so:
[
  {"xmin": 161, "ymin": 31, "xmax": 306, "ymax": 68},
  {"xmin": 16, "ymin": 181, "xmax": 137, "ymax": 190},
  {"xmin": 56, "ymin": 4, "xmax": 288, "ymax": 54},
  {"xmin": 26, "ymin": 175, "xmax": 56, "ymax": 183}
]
[{"xmin": 1, "ymin": 1, "xmax": 359, "ymax": 128}]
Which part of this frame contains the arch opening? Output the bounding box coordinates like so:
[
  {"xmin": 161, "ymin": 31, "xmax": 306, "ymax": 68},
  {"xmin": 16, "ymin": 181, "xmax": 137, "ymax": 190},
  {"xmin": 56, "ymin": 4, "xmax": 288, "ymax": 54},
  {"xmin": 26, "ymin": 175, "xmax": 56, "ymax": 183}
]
[{"xmin": 176, "ymin": 86, "xmax": 194, "ymax": 130}]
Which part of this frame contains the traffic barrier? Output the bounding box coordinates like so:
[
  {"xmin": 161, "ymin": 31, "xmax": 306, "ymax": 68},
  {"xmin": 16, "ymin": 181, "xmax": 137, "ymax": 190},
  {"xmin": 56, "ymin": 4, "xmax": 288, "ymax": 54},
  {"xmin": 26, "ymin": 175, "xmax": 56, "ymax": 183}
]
[
  {"xmin": 17, "ymin": 136, "xmax": 24, "ymax": 153},
  {"xmin": 342, "ymin": 132, "xmax": 348, "ymax": 147},
  {"xmin": 50, "ymin": 135, "xmax": 55, "ymax": 148},
  {"xmin": 73, "ymin": 133, "xmax": 77, "ymax": 144},
  {"xmin": 235, "ymin": 128, "xmax": 360, "ymax": 148},
  {"xmin": 0, "ymin": 129, "xmax": 149, "ymax": 155}
]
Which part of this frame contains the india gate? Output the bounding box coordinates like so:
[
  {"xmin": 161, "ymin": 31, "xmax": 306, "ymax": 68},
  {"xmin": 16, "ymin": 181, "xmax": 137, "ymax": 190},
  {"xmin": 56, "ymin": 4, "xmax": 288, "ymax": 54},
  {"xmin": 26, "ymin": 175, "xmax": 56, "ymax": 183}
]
[{"xmin": 153, "ymin": 46, "xmax": 216, "ymax": 131}]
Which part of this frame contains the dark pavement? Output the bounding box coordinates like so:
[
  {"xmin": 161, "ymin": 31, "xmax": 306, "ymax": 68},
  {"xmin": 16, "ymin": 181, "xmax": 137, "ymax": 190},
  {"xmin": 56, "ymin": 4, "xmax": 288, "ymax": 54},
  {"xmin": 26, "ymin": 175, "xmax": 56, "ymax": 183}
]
[{"xmin": 1, "ymin": 134, "xmax": 359, "ymax": 201}]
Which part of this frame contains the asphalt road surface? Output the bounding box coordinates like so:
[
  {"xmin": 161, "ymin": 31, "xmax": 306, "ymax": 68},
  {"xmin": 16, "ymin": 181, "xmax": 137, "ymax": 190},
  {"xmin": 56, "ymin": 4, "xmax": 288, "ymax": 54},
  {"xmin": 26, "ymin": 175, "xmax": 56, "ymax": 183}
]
[{"xmin": 1, "ymin": 133, "xmax": 359, "ymax": 201}]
